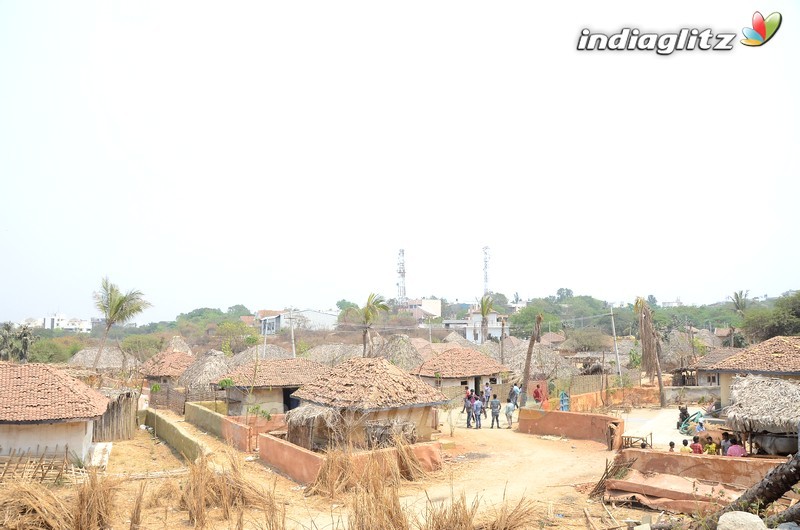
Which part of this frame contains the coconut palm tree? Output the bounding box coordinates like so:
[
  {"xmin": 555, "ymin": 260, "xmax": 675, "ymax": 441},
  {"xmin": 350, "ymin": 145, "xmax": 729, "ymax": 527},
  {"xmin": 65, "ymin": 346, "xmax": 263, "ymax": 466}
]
[
  {"xmin": 0, "ymin": 323, "xmax": 15, "ymax": 361},
  {"xmin": 15, "ymin": 325, "xmax": 36, "ymax": 363},
  {"xmin": 346, "ymin": 293, "xmax": 390, "ymax": 356},
  {"xmin": 520, "ymin": 313, "xmax": 543, "ymax": 408},
  {"xmin": 479, "ymin": 295, "xmax": 494, "ymax": 344},
  {"xmin": 634, "ymin": 297, "xmax": 666, "ymax": 407},
  {"xmin": 92, "ymin": 277, "xmax": 152, "ymax": 370}
]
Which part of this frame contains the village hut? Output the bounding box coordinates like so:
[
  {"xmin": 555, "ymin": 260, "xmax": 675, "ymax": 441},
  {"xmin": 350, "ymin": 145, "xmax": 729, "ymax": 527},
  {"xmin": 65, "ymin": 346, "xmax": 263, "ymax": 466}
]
[
  {"xmin": 727, "ymin": 375, "xmax": 800, "ymax": 454},
  {"xmin": 229, "ymin": 343, "xmax": 292, "ymax": 369},
  {"xmin": 304, "ymin": 343, "xmax": 362, "ymax": 366},
  {"xmin": 373, "ymin": 334, "xmax": 424, "ymax": 371},
  {"xmin": 502, "ymin": 341, "xmax": 574, "ymax": 380},
  {"xmin": 93, "ymin": 388, "xmax": 139, "ymax": 442},
  {"xmin": 413, "ymin": 347, "xmax": 510, "ymax": 393},
  {"xmin": 442, "ymin": 331, "xmax": 471, "ymax": 347},
  {"xmin": 177, "ymin": 349, "xmax": 232, "ymax": 394},
  {"xmin": 408, "ymin": 339, "xmax": 453, "ymax": 361},
  {"xmin": 0, "ymin": 363, "xmax": 109, "ymax": 460},
  {"xmin": 288, "ymin": 357, "xmax": 448, "ymax": 451},
  {"xmin": 163, "ymin": 335, "xmax": 193, "ymax": 355},
  {"xmin": 68, "ymin": 345, "xmax": 137, "ymax": 371},
  {"xmin": 224, "ymin": 358, "xmax": 326, "ymax": 415},
  {"xmin": 140, "ymin": 350, "xmax": 194, "ymax": 387}
]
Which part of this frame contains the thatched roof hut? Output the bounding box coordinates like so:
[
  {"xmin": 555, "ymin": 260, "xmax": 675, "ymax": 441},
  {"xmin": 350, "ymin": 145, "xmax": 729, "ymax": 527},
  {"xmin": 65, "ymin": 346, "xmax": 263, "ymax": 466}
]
[
  {"xmin": 292, "ymin": 357, "xmax": 448, "ymax": 412},
  {"xmin": 413, "ymin": 347, "xmax": 510, "ymax": 380},
  {"xmin": 68, "ymin": 346, "xmax": 137, "ymax": 371},
  {"xmin": 177, "ymin": 350, "xmax": 233, "ymax": 391},
  {"xmin": 727, "ymin": 375, "xmax": 800, "ymax": 433},
  {"xmin": 304, "ymin": 343, "xmax": 362, "ymax": 366},
  {"xmin": 164, "ymin": 336, "xmax": 193, "ymax": 355},
  {"xmin": 442, "ymin": 331, "xmax": 471, "ymax": 346},
  {"xmin": 225, "ymin": 358, "xmax": 326, "ymax": 388},
  {"xmin": 285, "ymin": 403, "xmax": 344, "ymax": 450},
  {"xmin": 373, "ymin": 334, "xmax": 424, "ymax": 371},
  {"xmin": 140, "ymin": 350, "xmax": 194, "ymax": 381},
  {"xmin": 229, "ymin": 344, "xmax": 292, "ymax": 369}
]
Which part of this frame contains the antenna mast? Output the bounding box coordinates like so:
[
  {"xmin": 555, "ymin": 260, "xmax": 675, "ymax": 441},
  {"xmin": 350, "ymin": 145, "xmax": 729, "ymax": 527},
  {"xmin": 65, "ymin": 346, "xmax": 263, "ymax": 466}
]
[
  {"xmin": 397, "ymin": 249, "xmax": 407, "ymax": 307},
  {"xmin": 483, "ymin": 246, "xmax": 490, "ymax": 295}
]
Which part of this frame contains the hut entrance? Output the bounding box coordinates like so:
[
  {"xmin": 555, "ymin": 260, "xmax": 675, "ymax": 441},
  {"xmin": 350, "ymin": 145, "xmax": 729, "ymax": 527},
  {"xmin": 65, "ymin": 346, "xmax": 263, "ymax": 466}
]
[{"xmin": 283, "ymin": 387, "xmax": 301, "ymax": 411}]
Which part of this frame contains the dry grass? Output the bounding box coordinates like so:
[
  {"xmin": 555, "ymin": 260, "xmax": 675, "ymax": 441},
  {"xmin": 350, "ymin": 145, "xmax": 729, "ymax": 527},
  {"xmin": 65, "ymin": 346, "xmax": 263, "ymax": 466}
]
[
  {"xmin": 348, "ymin": 482, "xmax": 409, "ymax": 530},
  {"xmin": 415, "ymin": 491, "xmax": 480, "ymax": 530},
  {"xmin": 182, "ymin": 450, "xmax": 285, "ymax": 529},
  {"xmin": 129, "ymin": 482, "xmax": 146, "ymax": 530},
  {"xmin": 476, "ymin": 495, "xmax": 538, "ymax": 530},
  {"xmin": 145, "ymin": 478, "xmax": 182, "ymax": 508},
  {"xmin": 0, "ymin": 481, "xmax": 73, "ymax": 530},
  {"xmin": 306, "ymin": 445, "xmax": 357, "ymax": 498},
  {"xmin": 72, "ymin": 468, "xmax": 122, "ymax": 530}
]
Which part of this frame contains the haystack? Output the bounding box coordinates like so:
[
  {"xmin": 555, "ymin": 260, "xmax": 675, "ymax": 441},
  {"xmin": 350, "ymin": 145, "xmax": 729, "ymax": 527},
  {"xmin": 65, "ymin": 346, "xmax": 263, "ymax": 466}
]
[
  {"xmin": 373, "ymin": 334, "xmax": 423, "ymax": 371},
  {"xmin": 727, "ymin": 375, "xmax": 800, "ymax": 433},
  {"xmin": 305, "ymin": 343, "xmax": 362, "ymax": 366},
  {"xmin": 177, "ymin": 350, "xmax": 232, "ymax": 391},
  {"xmin": 68, "ymin": 346, "xmax": 136, "ymax": 371},
  {"xmin": 229, "ymin": 343, "xmax": 292, "ymax": 369}
]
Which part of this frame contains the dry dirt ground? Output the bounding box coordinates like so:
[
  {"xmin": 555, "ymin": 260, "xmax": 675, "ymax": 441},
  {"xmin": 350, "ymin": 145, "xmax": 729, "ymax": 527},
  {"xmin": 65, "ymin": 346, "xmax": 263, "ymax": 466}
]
[{"xmin": 73, "ymin": 408, "xmax": 681, "ymax": 529}]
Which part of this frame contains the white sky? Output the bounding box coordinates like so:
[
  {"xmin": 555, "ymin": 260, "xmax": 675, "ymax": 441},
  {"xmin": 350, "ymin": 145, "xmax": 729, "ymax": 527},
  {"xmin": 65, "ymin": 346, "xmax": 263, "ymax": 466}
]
[{"xmin": 1, "ymin": 0, "xmax": 797, "ymax": 324}]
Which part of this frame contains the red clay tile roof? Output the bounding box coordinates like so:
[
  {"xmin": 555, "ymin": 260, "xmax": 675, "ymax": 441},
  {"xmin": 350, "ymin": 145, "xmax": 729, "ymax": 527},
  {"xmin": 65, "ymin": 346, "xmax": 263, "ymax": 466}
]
[
  {"xmin": 239, "ymin": 315, "xmax": 255, "ymax": 326},
  {"xmin": 689, "ymin": 348, "xmax": 741, "ymax": 370},
  {"xmin": 0, "ymin": 363, "xmax": 109, "ymax": 423},
  {"xmin": 140, "ymin": 350, "xmax": 194, "ymax": 378},
  {"xmin": 413, "ymin": 347, "xmax": 510, "ymax": 378},
  {"xmin": 708, "ymin": 336, "xmax": 800, "ymax": 374},
  {"xmin": 291, "ymin": 357, "xmax": 448, "ymax": 411},
  {"xmin": 257, "ymin": 309, "xmax": 283, "ymax": 319},
  {"xmin": 225, "ymin": 358, "xmax": 326, "ymax": 387},
  {"xmin": 540, "ymin": 332, "xmax": 566, "ymax": 344}
]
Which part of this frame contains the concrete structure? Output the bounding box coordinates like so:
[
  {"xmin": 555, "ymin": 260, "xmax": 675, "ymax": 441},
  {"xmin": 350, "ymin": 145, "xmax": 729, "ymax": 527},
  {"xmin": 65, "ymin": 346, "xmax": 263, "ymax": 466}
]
[
  {"xmin": 407, "ymin": 298, "xmax": 442, "ymax": 318},
  {"xmin": 184, "ymin": 402, "xmax": 286, "ymax": 452},
  {"xmin": 0, "ymin": 363, "xmax": 109, "ymax": 460},
  {"xmin": 465, "ymin": 309, "xmax": 508, "ymax": 344},
  {"xmin": 38, "ymin": 313, "xmax": 92, "ymax": 333},
  {"xmin": 223, "ymin": 358, "xmax": 326, "ymax": 415},
  {"xmin": 260, "ymin": 309, "xmax": 338, "ymax": 335}
]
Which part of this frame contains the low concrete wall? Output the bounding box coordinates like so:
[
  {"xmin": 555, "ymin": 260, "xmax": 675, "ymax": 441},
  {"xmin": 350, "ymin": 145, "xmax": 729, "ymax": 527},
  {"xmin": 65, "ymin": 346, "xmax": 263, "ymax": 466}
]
[
  {"xmin": 185, "ymin": 402, "xmax": 287, "ymax": 452},
  {"xmin": 144, "ymin": 409, "xmax": 210, "ymax": 462},
  {"xmin": 258, "ymin": 433, "xmax": 442, "ymax": 485},
  {"xmin": 664, "ymin": 386, "xmax": 720, "ymax": 404},
  {"xmin": 621, "ymin": 448, "xmax": 784, "ymax": 489},
  {"xmin": 517, "ymin": 408, "xmax": 624, "ymax": 449}
]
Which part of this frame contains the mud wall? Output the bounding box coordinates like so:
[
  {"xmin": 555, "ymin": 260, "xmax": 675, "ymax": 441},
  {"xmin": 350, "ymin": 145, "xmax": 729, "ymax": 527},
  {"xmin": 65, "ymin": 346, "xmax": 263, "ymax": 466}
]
[
  {"xmin": 517, "ymin": 408, "xmax": 624, "ymax": 449},
  {"xmin": 258, "ymin": 433, "xmax": 442, "ymax": 485},
  {"xmin": 144, "ymin": 409, "xmax": 210, "ymax": 462},
  {"xmin": 621, "ymin": 448, "xmax": 784, "ymax": 488},
  {"xmin": 185, "ymin": 402, "xmax": 286, "ymax": 452}
]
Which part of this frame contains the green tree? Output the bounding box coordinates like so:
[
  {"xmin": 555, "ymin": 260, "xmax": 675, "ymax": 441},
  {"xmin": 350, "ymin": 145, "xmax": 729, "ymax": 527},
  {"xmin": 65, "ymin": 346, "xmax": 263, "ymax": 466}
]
[
  {"xmin": 556, "ymin": 288, "xmax": 573, "ymax": 302},
  {"xmin": 217, "ymin": 321, "xmax": 259, "ymax": 354},
  {"xmin": 345, "ymin": 293, "xmax": 390, "ymax": 356},
  {"xmin": 479, "ymin": 295, "xmax": 494, "ymax": 344},
  {"xmin": 226, "ymin": 305, "xmax": 252, "ymax": 318},
  {"xmin": 92, "ymin": 277, "xmax": 152, "ymax": 370},
  {"xmin": 15, "ymin": 325, "xmax": 36, "ymax": 362},
  {"xmin": 120, "ymin": 334, "xmax": 165, "ymax": 361},
  {"xmin": 744, "ymin": 291, "xmax": 800, "ymax": 341},
  {"xmin": 646, "ymin": 294, "xmax": 658, "ymax": 307},
  {"xmin": 0, "ymin": 323, "xmax": 16, "ymax": 361}
]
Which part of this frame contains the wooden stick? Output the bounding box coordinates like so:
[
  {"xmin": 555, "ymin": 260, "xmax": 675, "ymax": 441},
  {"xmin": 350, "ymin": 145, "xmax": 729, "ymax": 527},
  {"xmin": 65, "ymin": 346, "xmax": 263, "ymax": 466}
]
[
  {"xmin": 584, "ymin": 507, "xmax": 600, "ymax": 530},
  {"xmin": 602, "ymin": 501, "xmax": 620, "ymax": 526}
]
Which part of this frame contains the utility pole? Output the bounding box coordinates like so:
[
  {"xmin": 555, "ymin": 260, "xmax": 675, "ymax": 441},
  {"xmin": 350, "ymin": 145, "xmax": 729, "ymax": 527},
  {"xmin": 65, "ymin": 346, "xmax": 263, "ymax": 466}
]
[
  {"xmin": 428, "ymin": 316, "xmax": 433, "ymax": 343},
  {"xmin": 482, "ymin": 246, "xmax": 490, "ymax": 295},
  {"xmin": 610, "ymin": 306, "xmax": 622, "ymax": 378},
  {"xmin": 289, "ymin": 308, "xmax": 296, "ymax": 358}
]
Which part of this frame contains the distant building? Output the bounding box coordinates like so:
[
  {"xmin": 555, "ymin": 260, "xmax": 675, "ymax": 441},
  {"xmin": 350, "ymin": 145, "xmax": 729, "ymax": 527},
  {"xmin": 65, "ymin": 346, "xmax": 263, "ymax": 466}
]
[
  {"xmin": 661, "ymin": 298, "xmax": 684, "ymax": 308},
  {"xmin": 39, "ymin": 313, "xmax": 92, "ymax": 333},
  {"xmin": 260, "ymin": 309, "xmax": 338, "ymax": 335},
  {"xmin": 465, "ymin": 309, "xmax": 508, "ymax": 344},
  {"xmin": 406, "ymin": 298, "xmax": 442, "ymax": 318}
]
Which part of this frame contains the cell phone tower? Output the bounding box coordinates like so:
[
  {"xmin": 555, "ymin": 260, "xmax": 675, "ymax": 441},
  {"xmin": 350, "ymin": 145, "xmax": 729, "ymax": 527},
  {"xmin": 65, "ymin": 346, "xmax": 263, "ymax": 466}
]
[
  {"xmin": 483, "ymin": 246, "xmax": 490, "ymax": 295},
  {"xmin": 397, "ymin": 249, "xmax": 407, "ymax": 307}
]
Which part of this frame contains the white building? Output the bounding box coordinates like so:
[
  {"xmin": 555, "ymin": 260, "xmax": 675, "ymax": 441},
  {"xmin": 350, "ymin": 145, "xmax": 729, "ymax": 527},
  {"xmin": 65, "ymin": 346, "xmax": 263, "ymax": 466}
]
[
  {"xmin": 465, "ymin": 309, "xmax": 508, "ymax": 344},
  {"xmin": 407, "ymin": 298, "xmax": 442, "ymax": 318},
  {"xmin": 261, "ymin": 309, "xmax": 339, "ymax": 335},
  {"xmin": 39, "ymin": 313, "xmax": 92, "ymax": 333}
]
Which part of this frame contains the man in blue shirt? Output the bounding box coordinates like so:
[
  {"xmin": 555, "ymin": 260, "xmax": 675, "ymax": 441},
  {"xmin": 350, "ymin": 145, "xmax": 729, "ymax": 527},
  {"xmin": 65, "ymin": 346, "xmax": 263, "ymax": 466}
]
[{"xmin": 472, "ymin": 397, "xmax": 483, "ymax": 429}]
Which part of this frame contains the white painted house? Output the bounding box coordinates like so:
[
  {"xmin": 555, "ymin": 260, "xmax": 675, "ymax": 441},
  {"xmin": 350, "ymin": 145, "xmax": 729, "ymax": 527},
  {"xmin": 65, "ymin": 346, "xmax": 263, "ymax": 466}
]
[
  {"xmin": 0, "ymin": 363, "xmax": 109, "ymax": 460},
  {"xmin": 261, "ymin": 309, "xmax": 338, "ymax": 335},
  {"xmin": 465, "ymin": 309, "xmax": 508, "ymax": 344}
]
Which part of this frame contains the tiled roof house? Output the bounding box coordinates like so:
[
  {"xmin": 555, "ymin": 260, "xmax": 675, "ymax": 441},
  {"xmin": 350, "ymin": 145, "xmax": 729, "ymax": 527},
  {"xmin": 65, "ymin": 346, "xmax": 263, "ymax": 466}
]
[
  {"xmin": 707, "ymin": 336, "xmax": 800, "ymax": 405},
  {"xmin": 0, "ymin": 363, "xmax": 109, "ymax": 459},
  {"xmin": 223, "ymin": 358, "xmax": 327, "ymax": 415},
  {"xmin": 413, "ymin": 347, "xmax": 511, "ymax": 390}
]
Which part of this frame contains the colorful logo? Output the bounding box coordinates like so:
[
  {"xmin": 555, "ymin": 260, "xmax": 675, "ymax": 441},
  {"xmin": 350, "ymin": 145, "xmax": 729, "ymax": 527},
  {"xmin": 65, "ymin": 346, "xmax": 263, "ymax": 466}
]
[{"xmin": 741, "ymin": 11, "xmax": 782, "ymax": 46}]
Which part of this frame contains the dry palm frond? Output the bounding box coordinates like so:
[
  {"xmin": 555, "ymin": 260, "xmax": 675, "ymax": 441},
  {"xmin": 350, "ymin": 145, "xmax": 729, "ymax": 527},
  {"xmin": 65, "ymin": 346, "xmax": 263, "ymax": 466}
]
[
  {"xmin": 727, "ymin": 374, "xmax": 800, "ymax": 433},
  {"xmin": 0, "ymin": 481, "xmax": 74, "ymax": 530},
  {"xmin": 306, "ymin": 445, "xmax": 357, "ymax": 498},
  {"xmin": 393, "ymin": 435, "xmax": 426, "ymax": 482}
]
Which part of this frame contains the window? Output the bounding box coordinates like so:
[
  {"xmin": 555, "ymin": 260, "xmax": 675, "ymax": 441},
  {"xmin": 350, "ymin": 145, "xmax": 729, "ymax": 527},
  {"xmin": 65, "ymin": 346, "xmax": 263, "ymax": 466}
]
[
  {"xmin": 460, "ymin": 380, "xmax": 468, "ymax": 386},
  {"xmin": 489, "ymin": 377, "xmax": 498, "ymax": 384}
]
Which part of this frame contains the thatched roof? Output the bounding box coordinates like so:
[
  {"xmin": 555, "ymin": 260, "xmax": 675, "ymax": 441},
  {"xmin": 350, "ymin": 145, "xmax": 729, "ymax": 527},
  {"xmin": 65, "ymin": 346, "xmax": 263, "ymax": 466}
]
[
  {"xmin": 304, "ymin": 343, "xmax": 363, "ymax": 366},
  {"xmin": 413, "ymin": 347, "xmax": 510, "ymax": 379},
  {"xmin": 501, "ymin": 341, "xmax": 575, "ymax": 380},
  {"xmin": 177, "ymin": 350, "xmax": 233, "ymax": 390},
  {"xmin": 225, "ymin": 358, "xmax": 326, "ymax": 388},
  {"xmin": 442, "ymin": 331, "xmax": 471, "ymax": 346},
  {"xmin": 285, "ymin": 403, "xmax": 342, "ymax": 428},
  {"xmin": 727, "ymin": 375, "xmax": 800, "ymax": 433},
  {"xmin": 688, "ymin": 348, "xmax": 740, "ymax": 370},
  {"xmin": 373, "ymin": 334, "xmax": 424, "ymax": 371},
  {"xmin": 229, "ymin": 343, "xmax": 292, "ymax": 369},
  {"xmin": 164, "ymin": 336, "xmax": 193, "ymax": 355},
  {"xmin": 140, "ymin": 350, "xmax": 194, "ymax": 378},
  {"xmin": 291, "ymin": 357, "xmax": 448, "ymax": 412},
  {"xmin": 68, "ymin": 346, "xmax": 137, "ymax": 370},
  {"xmin": 709, "ymin": 336, "xmax": 800, "ymax": 374}
]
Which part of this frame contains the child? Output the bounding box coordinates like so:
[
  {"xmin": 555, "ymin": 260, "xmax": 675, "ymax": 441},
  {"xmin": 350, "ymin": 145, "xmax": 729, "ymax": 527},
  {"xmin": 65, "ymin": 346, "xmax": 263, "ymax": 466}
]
[
  {"xmin": 690, "ymin": 436, "xmax": 703, "ymax": 454},
  {"xmin": 668, "ymin": 441, "xmax": 675, "ymax": 452},
  {"xmin": 704, "ymin": 435, "xmax": 717, "ymax": 455},
  {"xmin": 680, "ymin": 439, "xmax": 692, "ymax": 453},
  {"xmin": 720, "ymin": 432, "xmax": 731, "ymax": 456},
  {"xmin": 504, "ymin": 398, "xmax": 514, "ymax": 428}
]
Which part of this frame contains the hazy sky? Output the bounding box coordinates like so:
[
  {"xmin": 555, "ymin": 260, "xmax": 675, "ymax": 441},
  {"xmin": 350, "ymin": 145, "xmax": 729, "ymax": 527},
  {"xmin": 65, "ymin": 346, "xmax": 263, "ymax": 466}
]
[{"xmin": 1, "ymin": 1, "xmax": 797, "ymax": 324}]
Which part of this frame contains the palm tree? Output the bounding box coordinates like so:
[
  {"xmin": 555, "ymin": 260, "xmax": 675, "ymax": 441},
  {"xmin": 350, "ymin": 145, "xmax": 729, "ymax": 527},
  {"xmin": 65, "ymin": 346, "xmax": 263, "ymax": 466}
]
[
  {"xmin": 729, "ymin": 290, "xmax": 749, "ymax": 346},
  {"xmin": 479, "ymin": 295, "xmax": 494, "ymax": 344},
  {"xmin": 346, "ymin": 293, "xmax": 389, "ymax": 356},
  {"xmin": 15, "ymin": 325, "xmax": 36, "ymax": 363},
  {"xmin": 520, "ymin": 313, "xmax": 543, "ymax": 408},
  {"xmin": 92, "ymin": 277, "xmax": 152, "ymax": 370},
  {"xmin": 634, "ymin": 297, "xmax": 666, "ymax": 407},
  {"xmin": 0, "ymin": 323, "xmax": 15, "ymax": 361}
]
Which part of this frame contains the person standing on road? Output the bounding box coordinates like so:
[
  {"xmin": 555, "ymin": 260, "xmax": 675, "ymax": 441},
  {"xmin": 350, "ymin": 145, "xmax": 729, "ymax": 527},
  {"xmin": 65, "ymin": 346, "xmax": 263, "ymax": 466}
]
[
  {"xmin": 472, "ymin": 396, "xmax": 483, "ymax": 429},
  {"xmin": 461, "ymin": 386, "xmax": 470, "ymax": 414},
  {"xmin": 533, "ymin": 384, "xmax": 543, "ymax": 406},
  {"xmin": 490, "ymin": 394, "xmax": 502, "ymax": 428},
  {"xmin": 511, "ymin": 383, "xmax": 521, "ymax": 409},
  {"xmin": 720, "ymin": 432, "xmax": 731, "ymax": 456},
  {"xmin": 465, "ymin": 391, "xmax": 474, "ymax": 428},
  {"xmin": 690, "ymin": 435, "xmax": 703, "ymax": 454},
  {"xmin": 505, "ymin": 398, "xmax": 515, "ymax": 428}
]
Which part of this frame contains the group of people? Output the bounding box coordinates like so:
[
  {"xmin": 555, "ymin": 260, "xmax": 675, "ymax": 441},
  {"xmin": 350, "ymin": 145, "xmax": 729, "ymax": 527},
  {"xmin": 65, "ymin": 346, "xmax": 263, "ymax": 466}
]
[
  {"xmin": 462, "ymin": 383, "xmax": 516, "ymax": 429},
  {"xmin": 669, "ymin": 432, "xmax": 747, "ymax": 456}
]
